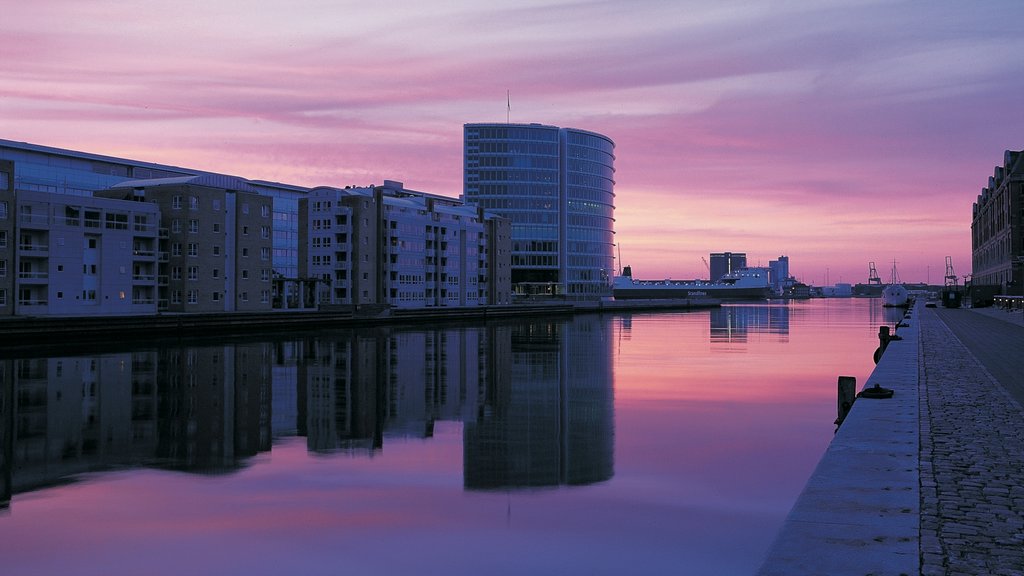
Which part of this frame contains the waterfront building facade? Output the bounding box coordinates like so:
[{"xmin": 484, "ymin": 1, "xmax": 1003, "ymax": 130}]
[
  {"xmin": 0, "ymin": 139, "xmax": 308, "ymax": 303},
  {"xmin": 299, "ymin": 181, "xmax": 511, "ymax": 308},
  {"xmin": 101, "ymin": 176, "xmax": 274, "ymax": 312},
  {"xmin": 7, "ymin": 189, "xmax": 160, "ymax": 316},
  {"xmin": 972, "ymin": 150, "xmax": 1024, "ymax": 295},
  {"xmin": 710, "ymin": 252, "xmax": 747, "ymax": 282},
  {"xmin": 463, "ymin": 123, "xmax": 615, "ymax": 299}
]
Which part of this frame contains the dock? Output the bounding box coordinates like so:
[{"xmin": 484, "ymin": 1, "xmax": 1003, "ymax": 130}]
[{"xmin": 758, "ymin": 302, "xmax": 1024, "ymax": 575}]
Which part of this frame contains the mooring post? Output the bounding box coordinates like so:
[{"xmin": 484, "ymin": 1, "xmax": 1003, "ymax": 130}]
[{"xmin": 835, "ymin": 376, "xmax": 856, "ymax": 427}]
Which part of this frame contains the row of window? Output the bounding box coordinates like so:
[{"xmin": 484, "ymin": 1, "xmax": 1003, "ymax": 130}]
[
  {"xmin": 170, "ymin": 195, "xmax": 270, "ymax": 217},
  {"xmin": 169, "ymin": 289, "xmax": 271, "ymax": 305},
  {"xmin": 169, "ymin": 243, "xmax": 270, "ymax": 259}
]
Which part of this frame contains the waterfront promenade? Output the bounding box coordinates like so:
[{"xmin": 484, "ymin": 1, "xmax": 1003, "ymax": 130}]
[
  {"xmin": 921, "ymin": 306, "xmax": 1024, "ymax": 575},
  {"xmin": 759, "ymin": 303, "xmax": 1024, "ymax": 575}
]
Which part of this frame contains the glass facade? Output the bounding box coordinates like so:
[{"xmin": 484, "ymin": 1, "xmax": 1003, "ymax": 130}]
[
  {"xmin": 463, "ymin": 124, "xmax": 615, "ymax": 298},
  {"xmin": 0, "ymin": 141, "xmax": 306, "ymax": 283}
]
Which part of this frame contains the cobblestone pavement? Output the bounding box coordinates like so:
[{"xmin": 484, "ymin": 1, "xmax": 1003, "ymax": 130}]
[{"xmin": 920, "ymin": 307, "xmax": 1024, "ymax": 576}]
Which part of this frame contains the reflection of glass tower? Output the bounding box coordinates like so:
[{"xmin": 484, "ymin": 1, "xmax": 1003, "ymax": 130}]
[
  {"xmin": 463, "ymin": 123, "xmax": 616, "ymax": 298},
  {"xmin": 463, "ymin": 315, "xmax": 614, "ymax": 490}
]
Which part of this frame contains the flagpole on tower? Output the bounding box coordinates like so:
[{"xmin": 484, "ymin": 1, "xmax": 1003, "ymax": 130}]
[{"xmin": 507, "ymin": 89, "xmax": 510, "ymax": 124}]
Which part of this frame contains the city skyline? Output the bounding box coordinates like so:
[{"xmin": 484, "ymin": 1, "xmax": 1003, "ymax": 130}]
[{"xmin": 4, "ymin": 1, "xmax": 1024, "ymax": 285}]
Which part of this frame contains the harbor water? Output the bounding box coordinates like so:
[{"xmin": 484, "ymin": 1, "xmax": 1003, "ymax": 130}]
[{"xmin": 0, "ymin": 299, "xmax": 899, "ymax": 575}]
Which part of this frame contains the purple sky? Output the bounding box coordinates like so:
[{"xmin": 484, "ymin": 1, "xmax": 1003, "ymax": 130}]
[{"xmin": 3, "ymin": 0, "xmax": 1023, "ymax": 284}]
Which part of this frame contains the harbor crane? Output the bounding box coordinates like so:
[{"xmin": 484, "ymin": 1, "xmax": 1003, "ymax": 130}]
[
  {"xmin": 944, "ymin": 256, "xmax": 957, "ymax": 288},
  {"xmin": 868, "ymin": 262, "xmax": 882, "ymax": 285}
]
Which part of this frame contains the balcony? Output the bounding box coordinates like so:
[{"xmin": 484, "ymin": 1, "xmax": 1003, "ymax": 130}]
[
  {"xmin": 18, "ymin": 214, "xmax": 50, "ymax": 228},
  {"xmin": 18, "ymin": 271, "xmax": 49, "ymax": 282},
  {"xmin": 132, "ymin": 249, "xmax": 157, "ymax": 258},
  {"xmin": 132, "ymin": 274, "xmax": 157, "ymax": 282},
  {"xmin": 132, "ymin": 298, "xmax": 156, "ymax": 305},
  {"xmin": 18, "ymin": 298, "xmax": 48, "ymax": 307},
  {"xmin": 18, "ymin": 243, "xmax": 48, "ymax": 254}
]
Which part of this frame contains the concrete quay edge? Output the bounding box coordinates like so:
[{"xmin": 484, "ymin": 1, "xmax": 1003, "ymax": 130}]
[
  {"xmin": 757, "ymin": 303, "xmax": 920, "ymax": 576},
  {"xmin": 0, "ymin": 298, "xmax": 720, "ymax": 352}
]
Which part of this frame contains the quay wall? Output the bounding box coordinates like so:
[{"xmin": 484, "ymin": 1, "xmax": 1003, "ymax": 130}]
[
  {"xmin": 758, "ymin": 303, "xmax": 921, "ymax": 575},
  {"xmin": 0, "ymin": 298, "xmax": 719, "ymax": 351}
]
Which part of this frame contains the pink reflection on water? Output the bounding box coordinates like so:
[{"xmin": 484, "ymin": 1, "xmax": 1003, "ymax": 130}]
[{"xmin": 0, "ymin": 300, "xmax": 885, "ymax": 575}]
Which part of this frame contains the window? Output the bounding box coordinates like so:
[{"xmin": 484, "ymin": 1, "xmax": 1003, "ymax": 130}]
[
  {"xmin": 213, "ymin": 199, "xmax": 221, "ymax": 211},
  {"xmin": 241, "ymin": 291, "xmax": 248, "ymax": 302},
  {"xmin": 0, "ymin": 260, "xmax": 6, "ymax": 278},
  {"xmin": 172, "ymin": 243, "xmax": 182, "ymax": 257},
  {"xmin": 189, "ymin": 219, "xmax": 199, "ymax": 233},
  {"xmin": 243, "ymin": 226, "xmax": 249, "ymax": 235},
  {"xmin": 212, "ymin": 269, "xmax": 220, "ymax": 279},
  {"xmin": 260, "ymin": 290, "xmax": 269, "ymax": 303},
  {"xmin": 212, "ymin": 292, "xmax": 221, "ymax": 302},
  {"xmin": 189, "ymin": 196, "xmax": 199, "ymax": 210},
  {"xmin": 171, "ymin": 290, "xmax": 182, "ymax": 304},
  {"xmin": 0, "ymin": 289, "xmax": 8, "ymax": 305},
  {"xmin": 172, "ymin": 219, "xmax": 182, "ymax": 233},
  {"xmin": 188, "ymin": 266, "xmax": 198, "ymax": 280},
  {"xmin": 260, "ymin": 226, "xmax": 270, "ymax": 239},
  {"xmin": 187, "ymin": 290, "xmax": 198, "ymax": 304},
  {"xmin": 188, "ymin": 243, "xmax": 198, "ymax": 257},
  {"xmin": 261, "ymin": 205, "xmax": 270, "ymax": 217},
  {"xmin": 242, "ymin": 247, "xmax": 249, "ymax": 257},
  {"xmin": 172, "ymin": 266, "xmax": 182, "ymax": 280},
  {"xmin": 242, "ymin": 203, "xmax": 250, "ymax": 215},
  {"xmin": 241, "ymin": 269, "xmax": 249, "ymax": 280},
  {"xmin": 212, "ymin": 245, "xmax": 221, "ymax": 256},
  {"xmin": 172, "ymin": 195, "xmax": 182, "ymax": 209},
  {"xmin": 0, "ymin": 231, "xmax": 6, "ymax": 248},
  {"xmin": 213, "ymin": 223, "xmax": 220, "ymax": 233},
  {"xmin": 260, "ymin": 269, "xmax": 270, "ymax": 282},
  {"xmin": 260, "ymin": 247, "xmax": 270, "ymax": 260}
]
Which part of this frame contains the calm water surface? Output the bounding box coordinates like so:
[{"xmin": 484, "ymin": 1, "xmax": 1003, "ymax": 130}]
[{"xmin": 0, "ymin": 299, "xmax": 902, "ymax": 575}]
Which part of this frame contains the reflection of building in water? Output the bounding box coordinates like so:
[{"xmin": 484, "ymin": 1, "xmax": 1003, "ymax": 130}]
[
  {"xmin": 300, "ymin": 331, "xmax": 384, "ymax": 453},
  {"xmin": 710, "ymin": 305, "xmax": 791, "ymax": 346},
  {"xmin": 463, "ymin": 315, "xmax": 614, "ymax": 490},
  {"xmin": 156, "ymin": 344, "xmax": 272, "ymax": 471},
  {"xmin": 271, "ymin": 341, "xmax": 301, "ymax": 437},
  {"xmin": 3, "ymin": 343, "xmax": 275, "ymax": 501},
  {"xmin": 1, "ymin": 360, "xmax": 12, "ymax": 509},
  {"xmin": 10, "ymin": 355, "xmax": 142, "ymax": 492},
  {"xmin": 298, "ymin": 327, "xmax": 488, "ymax": 454}
]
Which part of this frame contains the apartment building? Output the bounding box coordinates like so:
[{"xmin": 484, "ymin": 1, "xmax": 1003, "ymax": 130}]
[
  {"xmin": 300, "ymin": 181, "xmax": 510, "ymax": 308},
  {"xmin": 4, "ymin": 189, "xmax": 161, "ymax": 316},
  {"xmin": 100, "ymin": 175, "xmax": 274, "ymax": 312}
]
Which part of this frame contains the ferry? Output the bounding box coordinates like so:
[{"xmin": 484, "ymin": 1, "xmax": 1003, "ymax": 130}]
[{"xmin": 613, "ymin": 265, "xmax": 772, "ymax": 300}]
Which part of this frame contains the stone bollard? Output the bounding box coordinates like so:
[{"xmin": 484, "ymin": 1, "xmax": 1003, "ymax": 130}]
[{"xmin": 835, "ymin": 376, "xmax": 856, "ymax": 428}]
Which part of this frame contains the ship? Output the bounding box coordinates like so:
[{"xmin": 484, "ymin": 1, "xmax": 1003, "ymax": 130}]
[
  {"xmin": 613, "ymin": 265, "xmax": 772, "ymax": 300},
  {"xmin": 881, "ymin": 261, "xmax": 909, "ymax": 307}
]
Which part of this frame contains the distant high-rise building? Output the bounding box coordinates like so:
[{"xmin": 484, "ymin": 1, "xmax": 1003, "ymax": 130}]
[
  {"xmin": 973, "ymin": 150, "xmax": 1023, "ymax": 295},
  {"xmin": 463, "ymin": 123, "xmax": 615, "ymax": 299},
  {"xmin": 710, "ymin": 252, "xmax": 747, "ymax": 282},
  {"xmin": 769, "ymin": 255, "xmax": 790, "ymax": 294}
]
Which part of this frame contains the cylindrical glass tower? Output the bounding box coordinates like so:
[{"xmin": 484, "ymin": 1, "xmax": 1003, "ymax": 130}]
[{"xmin": 464, "ymin": 123, "xmax": 615, "ymax": 299}]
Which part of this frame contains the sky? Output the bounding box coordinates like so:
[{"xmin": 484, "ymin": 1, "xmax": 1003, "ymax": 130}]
[{"xmin": 3, "ymin": 0, "xmax": 1023, "ymax": 285}]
